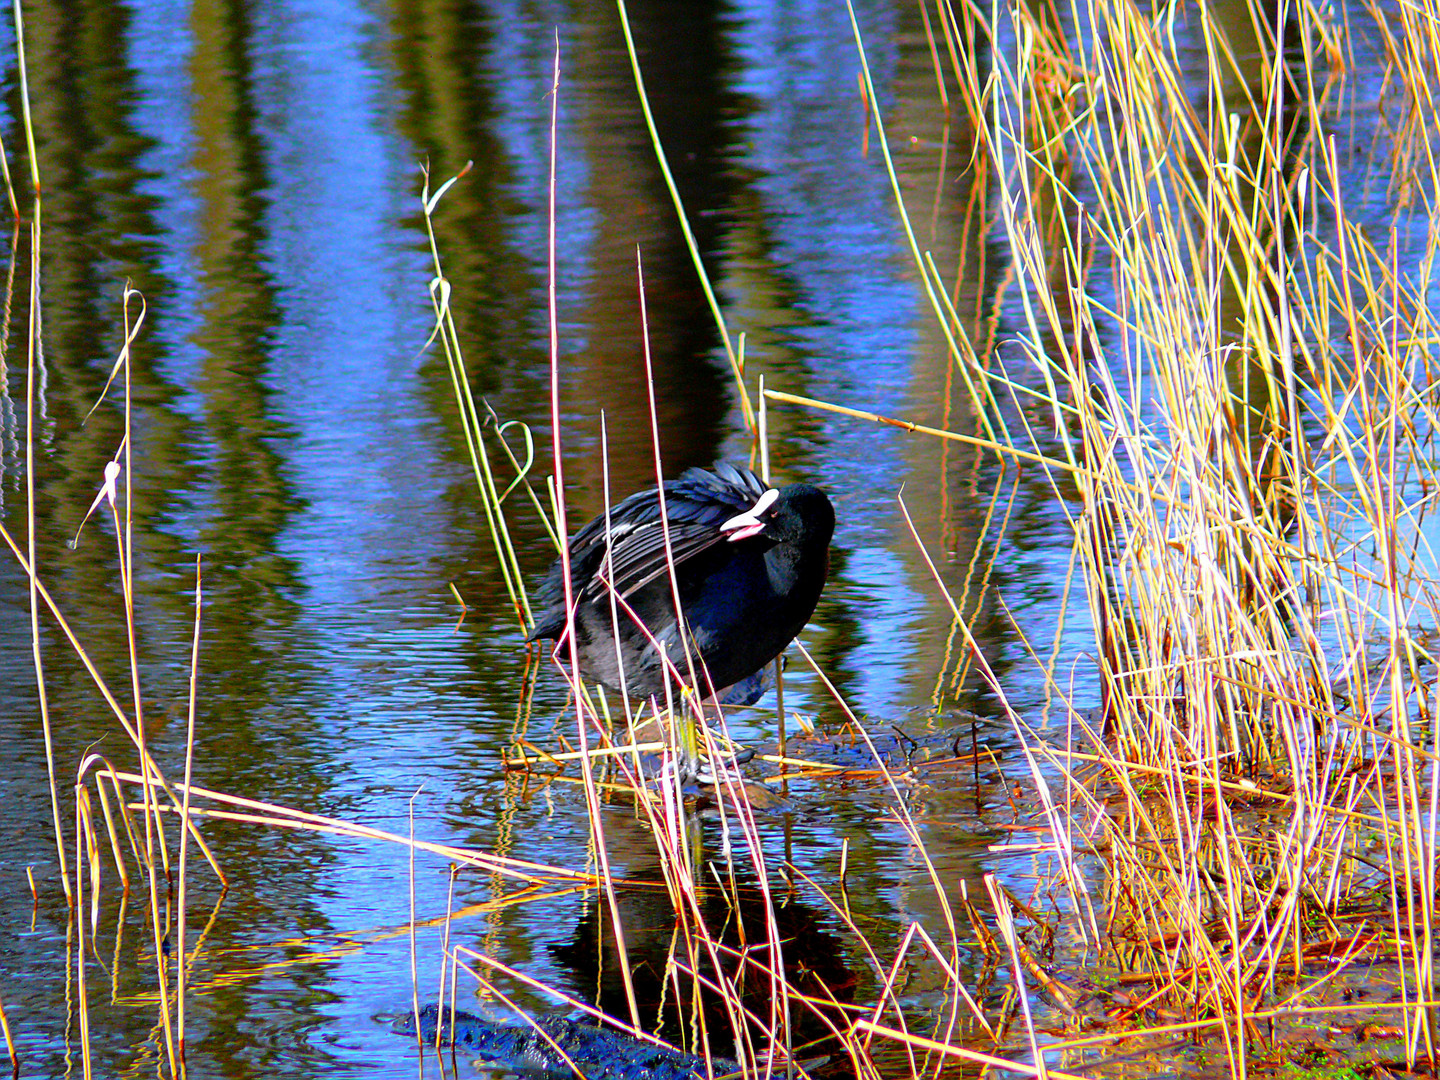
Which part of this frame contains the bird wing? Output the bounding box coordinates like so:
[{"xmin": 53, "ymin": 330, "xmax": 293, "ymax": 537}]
[
  {"xmin": 592, "ymin": 519, "xmax": 729, "ymax": 601},
  {"xmin": 574, "ymin": 465, "xmax": 771, "ymax": 603}
]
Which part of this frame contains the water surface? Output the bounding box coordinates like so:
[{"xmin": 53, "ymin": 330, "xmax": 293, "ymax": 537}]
[{"xmin": 0, "ymin": 0, "xmax": 1424, "ymax": 1076}]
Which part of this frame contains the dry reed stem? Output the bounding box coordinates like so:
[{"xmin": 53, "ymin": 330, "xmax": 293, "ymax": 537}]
[
  {"xmin": 0, "ymin": 992, "xmax": 14, "ymax": 1076},
  {"xmin": 852, "ymin": 1018, "xmax": 1089, "ymax": 1080},
  {"xmin": 101, "ymin": 768, "xmax": 592, "ymax": 885}
]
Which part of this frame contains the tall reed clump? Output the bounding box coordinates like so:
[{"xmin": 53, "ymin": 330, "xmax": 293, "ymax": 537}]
[{"xmin": 927, "ymin": 0, "xmax": 1440, "ymax": 1068}]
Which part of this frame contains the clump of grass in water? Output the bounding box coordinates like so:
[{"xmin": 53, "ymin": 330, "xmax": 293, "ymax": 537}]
[
  {"xmin": 733, "ymin": 0, "xmax": 1440, "ymax": 1075},
  {"xmin": 804, "ymin": 0, "xmax": 1440, "ymax": 1073}
]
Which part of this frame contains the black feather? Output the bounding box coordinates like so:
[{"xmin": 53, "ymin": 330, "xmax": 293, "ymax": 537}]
[{"xmin": 527, "ymin": 464, "xmax": 833, "ymax": 703}]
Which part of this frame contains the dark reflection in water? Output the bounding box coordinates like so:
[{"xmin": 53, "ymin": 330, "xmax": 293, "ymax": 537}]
[
  {"xmin": 0, "ymin": 0, "xmax": 1418, "ymax": 1075},
  {"xmin": 552, "ymin": 872, "xmax": 858, "ymax": 1065}
]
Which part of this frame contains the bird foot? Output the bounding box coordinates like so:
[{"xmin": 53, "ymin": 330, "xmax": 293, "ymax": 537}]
[
  {"xmin": 689, "ymin": 745, "xmax": 755, "ymax": 786},
  {"xmin": 654, "ymin": 745, "xmax": 755, "ymax": 788}
]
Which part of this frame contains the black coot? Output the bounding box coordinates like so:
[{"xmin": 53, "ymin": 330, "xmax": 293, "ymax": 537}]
[{"xmin": 528, "ymin": 463, "xmax": 834, "ymax": 705}]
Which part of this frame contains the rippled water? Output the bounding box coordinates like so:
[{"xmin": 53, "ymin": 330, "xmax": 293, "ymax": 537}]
[{"xmin": 0, "ymin": 0, "xmax": 1426, "ymax": 1076}]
